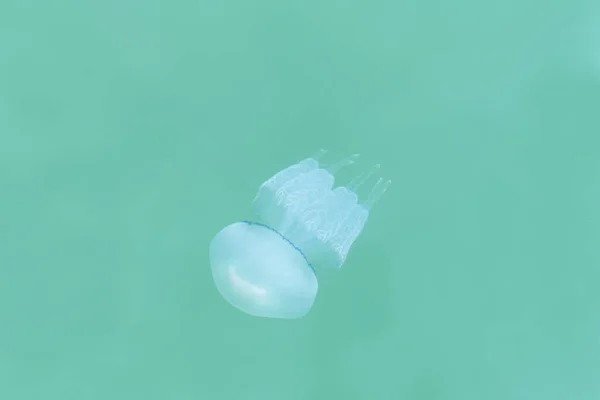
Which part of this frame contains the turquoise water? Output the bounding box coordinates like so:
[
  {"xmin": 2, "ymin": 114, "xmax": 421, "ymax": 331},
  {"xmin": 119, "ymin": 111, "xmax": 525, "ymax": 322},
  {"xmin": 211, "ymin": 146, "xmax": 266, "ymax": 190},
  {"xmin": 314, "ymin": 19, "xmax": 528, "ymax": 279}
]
[{"xmin": 1, "ymin": 0, "xmax": 600, "ymax": 399}]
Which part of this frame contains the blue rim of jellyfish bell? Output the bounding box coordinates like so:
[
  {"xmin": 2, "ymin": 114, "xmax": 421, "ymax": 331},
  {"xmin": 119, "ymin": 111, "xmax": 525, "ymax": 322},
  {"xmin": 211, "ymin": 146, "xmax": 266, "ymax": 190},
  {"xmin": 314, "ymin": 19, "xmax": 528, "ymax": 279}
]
[{"xmin": 241, "ymin": 220, "xmax": 316, "ymax": 274}]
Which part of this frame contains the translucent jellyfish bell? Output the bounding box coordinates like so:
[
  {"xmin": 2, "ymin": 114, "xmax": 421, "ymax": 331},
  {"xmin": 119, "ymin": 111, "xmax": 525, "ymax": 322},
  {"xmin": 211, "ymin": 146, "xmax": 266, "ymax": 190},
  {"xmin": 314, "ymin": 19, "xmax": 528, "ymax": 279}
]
[{"xmin": 209, "ymin": 151, "xmax": 390, "ymax": 319}]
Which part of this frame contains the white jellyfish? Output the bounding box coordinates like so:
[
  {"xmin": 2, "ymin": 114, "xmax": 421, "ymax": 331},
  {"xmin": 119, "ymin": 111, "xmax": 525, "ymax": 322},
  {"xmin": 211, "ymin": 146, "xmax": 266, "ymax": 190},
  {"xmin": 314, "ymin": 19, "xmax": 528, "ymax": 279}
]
[{"xmin": 209, "ymin": 151, "xmax": 391, "ymax": 319}]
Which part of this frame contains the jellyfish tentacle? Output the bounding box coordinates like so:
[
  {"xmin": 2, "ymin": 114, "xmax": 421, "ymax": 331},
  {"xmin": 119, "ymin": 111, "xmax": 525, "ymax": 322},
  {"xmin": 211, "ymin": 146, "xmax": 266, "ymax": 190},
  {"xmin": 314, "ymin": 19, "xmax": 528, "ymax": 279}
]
[
  {"xmin": 326, "ymin": 153, "xmax": 360, "ymax": 174},
  {"xmin": 347, "ymin": 164, "xmax": 380, "ymax": 191},
  {"xmin": 310, "ymin": 149, "xmax": 328, "ymax": 161},
  {"xmin": 363, "ymin": 178, "xmax": 391, "ymax": 210}
]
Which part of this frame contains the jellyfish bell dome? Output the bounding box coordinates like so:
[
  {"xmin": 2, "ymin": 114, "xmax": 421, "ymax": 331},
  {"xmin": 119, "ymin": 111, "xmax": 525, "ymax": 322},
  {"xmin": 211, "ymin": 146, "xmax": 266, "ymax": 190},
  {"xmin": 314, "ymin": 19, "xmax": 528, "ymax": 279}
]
[
  {"xmin": 209, "ymin": 221, "xmax": 318, "ymax": 319},
  {"xmin": 209, "ymin": 151, "xmax": 390, "ymax": 319}
]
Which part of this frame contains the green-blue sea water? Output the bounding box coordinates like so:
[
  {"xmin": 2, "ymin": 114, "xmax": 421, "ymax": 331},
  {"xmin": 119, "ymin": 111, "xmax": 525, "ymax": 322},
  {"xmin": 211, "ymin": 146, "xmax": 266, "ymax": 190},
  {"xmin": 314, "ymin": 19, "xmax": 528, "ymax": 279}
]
[{"xmin": 1, "ymin": 0, "xmax": 600, "ymax": 399}]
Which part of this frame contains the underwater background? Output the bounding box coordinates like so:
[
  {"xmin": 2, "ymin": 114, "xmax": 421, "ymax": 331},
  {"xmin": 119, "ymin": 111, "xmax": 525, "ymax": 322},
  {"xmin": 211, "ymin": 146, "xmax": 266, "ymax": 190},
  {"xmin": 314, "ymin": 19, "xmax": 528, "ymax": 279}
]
[{"xmin": 1, "ymin": 0, "xmax": 600, "ymax": 399}]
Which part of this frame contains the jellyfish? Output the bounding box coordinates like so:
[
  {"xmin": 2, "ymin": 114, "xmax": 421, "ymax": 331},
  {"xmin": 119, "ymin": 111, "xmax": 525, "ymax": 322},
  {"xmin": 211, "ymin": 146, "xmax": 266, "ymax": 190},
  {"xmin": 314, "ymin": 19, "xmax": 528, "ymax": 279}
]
[{"xmin": 209, "ymin": 151, "xmax": 391, "ymax": 319}]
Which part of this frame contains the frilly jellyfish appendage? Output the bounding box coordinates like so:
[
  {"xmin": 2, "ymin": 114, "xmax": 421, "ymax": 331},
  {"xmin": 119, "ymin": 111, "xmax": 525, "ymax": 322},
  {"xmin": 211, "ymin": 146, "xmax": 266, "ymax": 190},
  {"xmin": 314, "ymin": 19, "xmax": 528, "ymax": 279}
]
[{"xmin": 252, "ymin": 152, "xmax": 390, "ymax": 270}]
